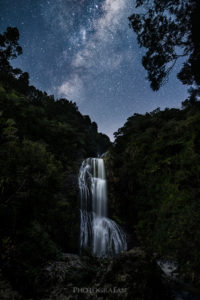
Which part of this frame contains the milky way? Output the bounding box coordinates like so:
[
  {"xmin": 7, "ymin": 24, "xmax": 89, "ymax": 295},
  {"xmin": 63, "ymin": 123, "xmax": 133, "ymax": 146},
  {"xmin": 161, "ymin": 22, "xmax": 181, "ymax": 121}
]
[{"xmin": 0, "ymin": 0, "xmax": 188, "ymax": 140}]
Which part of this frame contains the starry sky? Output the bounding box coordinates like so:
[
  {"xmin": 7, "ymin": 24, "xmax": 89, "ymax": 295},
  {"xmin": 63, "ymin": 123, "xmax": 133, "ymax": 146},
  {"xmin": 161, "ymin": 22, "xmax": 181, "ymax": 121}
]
[{"xmin": 0, "ymin": 0, "xmax": 188, "ymax": 140}]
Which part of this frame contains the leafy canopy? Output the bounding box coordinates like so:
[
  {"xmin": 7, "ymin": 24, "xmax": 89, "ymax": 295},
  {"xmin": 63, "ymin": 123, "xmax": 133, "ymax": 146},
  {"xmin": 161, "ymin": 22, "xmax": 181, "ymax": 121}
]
[
  {"xmin": 0, "ymin": 27, "xmax": 111, "ymax": 297},
  {"xmin": 129, "ymin": 0, "xmax": 200, "ymax": 90}
]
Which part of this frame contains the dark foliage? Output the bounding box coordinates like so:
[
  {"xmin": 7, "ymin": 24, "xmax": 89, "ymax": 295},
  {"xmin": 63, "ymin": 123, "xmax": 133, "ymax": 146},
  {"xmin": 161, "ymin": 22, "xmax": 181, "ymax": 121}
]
[
  {"xmin": 0, "ymin": 27, "xmax": 111, "ymax": 297},
  {"xmin": 129, "ymin": 0, "xmax": 200, "ymax": 90},
  {"xmin": 107, "ymin": 96, "xmax": 200, "ymax": 286}
]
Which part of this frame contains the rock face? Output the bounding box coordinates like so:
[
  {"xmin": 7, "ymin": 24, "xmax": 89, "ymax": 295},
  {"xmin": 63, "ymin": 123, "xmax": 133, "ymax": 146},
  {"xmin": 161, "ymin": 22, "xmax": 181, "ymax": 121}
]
[
  {"xmin": 2, "ymin": 249, "xmax": 200, "ymax": 299},
  {"xmin": 37, "ymin": 249, "xmax": 172, "ymax": 300},
  {"xmin": 0, "ymin": 270, "xmax": 22, "ymax": 300},
  {"xmin": 95, "ymin": 248, "xmax": 172, "ymax": 300}
]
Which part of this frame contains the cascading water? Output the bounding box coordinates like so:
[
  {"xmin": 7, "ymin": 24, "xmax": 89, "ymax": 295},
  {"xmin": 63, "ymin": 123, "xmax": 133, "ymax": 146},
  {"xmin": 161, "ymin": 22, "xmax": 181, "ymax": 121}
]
[{"xmin": 79, "ymin": 157, "xmax": 127, "ymax": 257}]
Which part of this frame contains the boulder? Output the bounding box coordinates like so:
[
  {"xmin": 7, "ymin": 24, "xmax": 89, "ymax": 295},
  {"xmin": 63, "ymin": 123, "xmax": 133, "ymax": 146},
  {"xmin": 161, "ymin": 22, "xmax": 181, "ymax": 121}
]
[{"xmin": 38, "ymin": 249, "xmax": 172, "ymax": 300}]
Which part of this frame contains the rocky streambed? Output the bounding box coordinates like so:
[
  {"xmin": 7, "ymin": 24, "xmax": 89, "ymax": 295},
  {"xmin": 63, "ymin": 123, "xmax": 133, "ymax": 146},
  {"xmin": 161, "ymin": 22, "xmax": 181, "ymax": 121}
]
[
  {"xmin": 30, "ymin": 248, "xmax": 172, "ymax": 300},
  {"xmin": 1, "ymin": 248, "xmax": 200, "ymax": 300}
]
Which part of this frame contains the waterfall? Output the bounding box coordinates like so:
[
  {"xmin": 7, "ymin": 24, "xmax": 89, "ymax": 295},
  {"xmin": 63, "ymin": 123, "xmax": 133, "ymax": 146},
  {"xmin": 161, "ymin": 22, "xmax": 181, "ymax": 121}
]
[{"xmin": 79, "ymin": 157, "xmax": 127, "ymax": 257}]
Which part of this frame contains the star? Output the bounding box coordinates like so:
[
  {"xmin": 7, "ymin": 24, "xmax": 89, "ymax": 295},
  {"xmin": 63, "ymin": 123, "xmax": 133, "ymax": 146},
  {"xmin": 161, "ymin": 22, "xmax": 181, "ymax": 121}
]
[{"xmin": 0, "ymin": 0, "xmax": 189, "ymax": 140}]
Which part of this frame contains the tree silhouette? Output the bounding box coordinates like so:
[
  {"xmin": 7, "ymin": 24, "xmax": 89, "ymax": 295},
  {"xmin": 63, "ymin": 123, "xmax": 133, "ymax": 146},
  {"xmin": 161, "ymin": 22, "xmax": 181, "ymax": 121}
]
[
  {"xmin": 0, "ymin": 27, "xmax": 22, "ymax": 74},
  {"xmin": 129, "ymin": 0, "xmax": 200, "ymax": 91}
]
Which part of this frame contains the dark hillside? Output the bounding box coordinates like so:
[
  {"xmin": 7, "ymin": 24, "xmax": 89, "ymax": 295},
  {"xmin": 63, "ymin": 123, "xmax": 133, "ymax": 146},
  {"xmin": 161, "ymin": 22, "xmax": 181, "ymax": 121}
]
[
  {"xmin": 107, "ymin": 99, "xmax": 200, "ymax": 286},
  {"xmin": 0, "ymin": 27, "xmax": 111, "ymax": 296}
]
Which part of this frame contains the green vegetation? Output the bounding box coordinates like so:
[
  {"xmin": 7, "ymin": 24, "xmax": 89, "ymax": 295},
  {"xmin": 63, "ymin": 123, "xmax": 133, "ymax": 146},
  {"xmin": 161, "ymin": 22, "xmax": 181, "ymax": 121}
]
[
  {"xmin": 1, "ymin": 3, "xmax": 200, "ymax": 295},
  {"xmin": 129, "ymin": 0, "xmax": 200, "ymax": 90},
  {"xmin": 107, "ymin": 98, "xmax": 200, "ymax": 286},
  {"xmin": 0, "ymin": 27, "xmax": 111, "ymax": 297},
  {"xmin": 103, "ymin": 0, "xmax": 200, "ymax": 287}
]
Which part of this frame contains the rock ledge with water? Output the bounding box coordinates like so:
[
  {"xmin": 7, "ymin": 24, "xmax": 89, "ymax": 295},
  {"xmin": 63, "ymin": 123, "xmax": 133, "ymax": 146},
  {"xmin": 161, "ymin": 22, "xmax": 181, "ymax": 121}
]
[
  {"xmin": 4, "ymin": 249, "xmax": 200, "ymax": 299},
  {"xmin": 35, "ymin": 248, "xmax": 172, "ymax": 300}
]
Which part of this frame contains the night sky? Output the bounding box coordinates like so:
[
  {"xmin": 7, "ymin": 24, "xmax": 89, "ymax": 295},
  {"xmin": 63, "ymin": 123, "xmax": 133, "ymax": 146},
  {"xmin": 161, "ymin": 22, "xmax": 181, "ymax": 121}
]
[{"xmin": 0, "ymin": 0, "xmax": 188, "ymax": 140}]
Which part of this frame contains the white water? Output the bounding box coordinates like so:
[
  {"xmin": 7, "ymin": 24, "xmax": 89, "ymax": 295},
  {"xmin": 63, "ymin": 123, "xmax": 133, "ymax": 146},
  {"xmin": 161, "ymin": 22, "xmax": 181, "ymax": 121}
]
[{"xmin": 79, "ymin": 158, "xmax": 127, "ymax": 257}]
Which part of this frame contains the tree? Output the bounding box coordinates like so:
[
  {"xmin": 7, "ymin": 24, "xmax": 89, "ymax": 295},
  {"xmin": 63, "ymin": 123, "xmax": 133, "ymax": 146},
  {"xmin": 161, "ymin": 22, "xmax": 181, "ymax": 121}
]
[
  {"xmin": 0, "ymin": 27, "xmax": 22, "ymax": 74},
  {"xmin": 0, "ymin": 26, "xmax": 112, "ymax": 297},
  {"xmin": 129, "ymin": 0, "xmax": 200, "ymax": 91},
  {"xmin": 107, "ymin": 101, "xmax": 200, "ymax": 285}
]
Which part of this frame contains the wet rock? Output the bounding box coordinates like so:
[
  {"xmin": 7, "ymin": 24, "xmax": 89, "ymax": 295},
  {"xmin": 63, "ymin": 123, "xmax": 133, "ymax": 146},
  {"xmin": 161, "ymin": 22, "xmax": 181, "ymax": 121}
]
[
  {"xmin": 2, "ymin": 251, "xmax": 200, "ymax": 299},
  {"xmin": 96, "ymin": 248, "xmax": 172, "ymax": 300},
  {"xmin": 0, "ymin": 270, "xmax": 23, "ymax": 300},
  {"xmin": 38, "ymin": 249, "xmax": 173, "ymax": 300}
]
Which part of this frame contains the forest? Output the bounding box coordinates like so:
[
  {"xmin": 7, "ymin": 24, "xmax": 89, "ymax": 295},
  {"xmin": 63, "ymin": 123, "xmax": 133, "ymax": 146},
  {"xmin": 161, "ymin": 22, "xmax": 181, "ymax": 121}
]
[
  {"xmin": 0, "ymin": 26, "xmax": 111, "ymax": 297},
  {"xmin": 1, "ymin": 0, "xmax": 200, "ymax": 299},
  {"xmin": 107, "ymin": 99, "xmax": 200, "ymax": 285}
]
